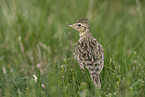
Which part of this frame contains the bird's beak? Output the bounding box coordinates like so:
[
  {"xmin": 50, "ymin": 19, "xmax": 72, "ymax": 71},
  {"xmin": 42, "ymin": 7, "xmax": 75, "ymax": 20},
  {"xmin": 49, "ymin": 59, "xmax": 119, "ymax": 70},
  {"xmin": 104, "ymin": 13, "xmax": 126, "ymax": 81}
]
[
  {"xmin": 68, "ymin": 24, "xmax": 77, "ymax": 29},
  {"xmin": 68, "ymin": 24, "xmax": 73, "ymax": 28}
]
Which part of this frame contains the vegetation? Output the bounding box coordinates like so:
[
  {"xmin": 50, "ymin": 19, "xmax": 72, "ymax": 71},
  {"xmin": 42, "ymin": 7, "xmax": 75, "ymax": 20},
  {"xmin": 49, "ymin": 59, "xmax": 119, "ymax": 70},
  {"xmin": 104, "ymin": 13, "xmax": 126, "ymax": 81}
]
[{"xmin": 0, "ymin": 0, "xmax": 144, "ymax": 96}]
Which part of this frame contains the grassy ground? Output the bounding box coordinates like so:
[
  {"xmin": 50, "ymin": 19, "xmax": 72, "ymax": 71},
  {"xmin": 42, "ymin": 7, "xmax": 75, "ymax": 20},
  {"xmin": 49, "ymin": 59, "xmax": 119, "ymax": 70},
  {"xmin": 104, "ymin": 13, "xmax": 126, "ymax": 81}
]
[{"xmin": 0, "ymin": 0, "xmax": 145, "ymax": 96}]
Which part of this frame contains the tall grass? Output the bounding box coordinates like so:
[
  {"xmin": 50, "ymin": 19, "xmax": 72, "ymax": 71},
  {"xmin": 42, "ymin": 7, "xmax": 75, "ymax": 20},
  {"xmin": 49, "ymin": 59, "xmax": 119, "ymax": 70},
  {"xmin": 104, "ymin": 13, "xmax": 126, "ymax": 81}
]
[{"xmin": 0, "ymin": 0, "xmax": 144, "ymax": 96}]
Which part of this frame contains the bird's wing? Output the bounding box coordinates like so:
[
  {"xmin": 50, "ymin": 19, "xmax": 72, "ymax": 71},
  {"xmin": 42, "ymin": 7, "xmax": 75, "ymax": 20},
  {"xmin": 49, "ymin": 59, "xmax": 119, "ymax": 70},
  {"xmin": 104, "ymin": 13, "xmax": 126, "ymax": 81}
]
[
  {"xmin": 73, "ymin": 37, "xmax": 104, "ymax": 73},
  {"xmin": 81, "ymin": 37, "xmax": 104, "ymax": 74},
  {"xmin": 93, "ymin": 40, "xmax": 104, "ymax": 74}
]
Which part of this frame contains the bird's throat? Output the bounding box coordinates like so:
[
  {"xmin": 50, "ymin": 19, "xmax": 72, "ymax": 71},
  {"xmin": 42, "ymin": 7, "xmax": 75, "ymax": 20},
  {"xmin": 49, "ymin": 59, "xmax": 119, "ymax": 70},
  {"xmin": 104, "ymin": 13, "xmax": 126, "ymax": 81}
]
[
  {"xmin": 79, "ymin": 31, "xmax": 91, "ymax": 38},
  {"xmin": 79, "ymin": 32, "xmax": 87, "ymax": 37}
]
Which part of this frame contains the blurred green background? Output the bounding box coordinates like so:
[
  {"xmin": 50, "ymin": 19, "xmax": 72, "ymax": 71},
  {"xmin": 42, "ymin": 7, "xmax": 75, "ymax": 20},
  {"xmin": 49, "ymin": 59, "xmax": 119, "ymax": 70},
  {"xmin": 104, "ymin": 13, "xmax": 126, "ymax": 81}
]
[{"xmin": 0, "ymin": 0, "xmax": 144, "ymax": 96}]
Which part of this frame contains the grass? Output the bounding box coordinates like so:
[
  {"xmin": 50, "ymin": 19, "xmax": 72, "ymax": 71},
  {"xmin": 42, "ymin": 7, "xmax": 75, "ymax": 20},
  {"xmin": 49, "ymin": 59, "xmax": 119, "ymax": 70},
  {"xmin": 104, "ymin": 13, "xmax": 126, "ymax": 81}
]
[{"xmin": 0, "ymin": 0, "xmax": 145, "ymax": 96}]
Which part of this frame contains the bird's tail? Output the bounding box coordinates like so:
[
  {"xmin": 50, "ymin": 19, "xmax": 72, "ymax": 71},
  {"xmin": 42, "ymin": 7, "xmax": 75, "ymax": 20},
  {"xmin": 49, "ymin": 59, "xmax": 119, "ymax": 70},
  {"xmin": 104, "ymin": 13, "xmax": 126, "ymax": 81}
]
[{"xmin": 90, "ymin": 74, "xmax": 101, "ymax": 89}]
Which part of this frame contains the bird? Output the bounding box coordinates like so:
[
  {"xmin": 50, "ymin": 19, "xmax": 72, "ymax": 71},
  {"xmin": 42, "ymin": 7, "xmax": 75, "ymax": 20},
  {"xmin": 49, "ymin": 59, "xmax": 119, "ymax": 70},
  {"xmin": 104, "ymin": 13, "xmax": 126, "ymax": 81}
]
[{"xmin": 68, "ymin": 18, "xmax": 104, "ymax": 89}]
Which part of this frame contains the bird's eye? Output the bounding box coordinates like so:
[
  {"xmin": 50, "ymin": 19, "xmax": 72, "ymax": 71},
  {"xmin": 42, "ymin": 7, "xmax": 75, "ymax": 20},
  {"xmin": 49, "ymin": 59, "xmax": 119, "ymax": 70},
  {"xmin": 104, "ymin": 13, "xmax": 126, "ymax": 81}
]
[{"xmin": 78, "ymin": 24, "xmax": 81, "ymax": 27}]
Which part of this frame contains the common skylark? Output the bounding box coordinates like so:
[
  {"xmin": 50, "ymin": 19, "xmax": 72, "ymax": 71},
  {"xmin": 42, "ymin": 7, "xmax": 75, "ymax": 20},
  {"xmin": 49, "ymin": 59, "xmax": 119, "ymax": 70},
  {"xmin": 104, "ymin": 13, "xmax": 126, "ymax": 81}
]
[{"xmin": 68, "ymin": 18, "xmax": 104, "ymax": 89}]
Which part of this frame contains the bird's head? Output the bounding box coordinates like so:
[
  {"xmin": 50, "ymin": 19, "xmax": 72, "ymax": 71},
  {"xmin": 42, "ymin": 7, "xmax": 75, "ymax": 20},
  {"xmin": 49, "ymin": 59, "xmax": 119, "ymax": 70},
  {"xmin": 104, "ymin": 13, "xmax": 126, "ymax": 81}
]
[{"xmin": 68, "ymin": 18, "xmax": 90, "ymax": 36}]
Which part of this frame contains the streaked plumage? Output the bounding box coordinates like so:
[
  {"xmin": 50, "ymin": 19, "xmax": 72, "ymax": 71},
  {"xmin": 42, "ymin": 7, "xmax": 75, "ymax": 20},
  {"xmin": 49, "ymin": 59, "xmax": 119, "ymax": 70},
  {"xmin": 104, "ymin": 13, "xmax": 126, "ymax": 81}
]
[{"xmin": 68, "ymin": 18, "xmax": 104, "ymax": 89}]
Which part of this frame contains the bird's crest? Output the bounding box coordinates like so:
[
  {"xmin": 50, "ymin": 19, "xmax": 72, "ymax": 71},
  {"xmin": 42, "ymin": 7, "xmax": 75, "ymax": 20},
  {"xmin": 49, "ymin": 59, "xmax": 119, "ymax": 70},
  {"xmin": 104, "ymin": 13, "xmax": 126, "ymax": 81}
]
[{"xmin": 76, "ymin": 18, "xmax": 89, "ymax": 24}]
